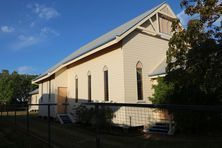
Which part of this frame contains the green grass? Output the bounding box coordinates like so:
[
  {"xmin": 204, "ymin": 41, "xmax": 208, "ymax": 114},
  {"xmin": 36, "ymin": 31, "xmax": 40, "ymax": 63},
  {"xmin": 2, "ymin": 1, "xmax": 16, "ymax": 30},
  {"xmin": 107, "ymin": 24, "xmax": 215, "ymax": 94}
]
[
  {"xmin": 0, "ymin": 126, "xmax": 48, "ymax": 148},
  {"xmin": 0, "ymin": 111, "xmax": 222, "ymax": 148}
]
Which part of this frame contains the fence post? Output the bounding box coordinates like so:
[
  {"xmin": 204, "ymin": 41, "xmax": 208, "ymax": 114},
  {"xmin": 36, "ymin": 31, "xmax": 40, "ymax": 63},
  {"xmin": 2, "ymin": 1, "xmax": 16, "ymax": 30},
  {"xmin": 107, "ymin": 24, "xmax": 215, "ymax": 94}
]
[
  {"xmin": 1, "ymin": 104, "xmax": 2, "ymax": 119},
  {"xmin": 14, "ymin": 105, "xmax": 17, "ymax": 126},
  {"xmin": 95, "ymin": 104, "xmax": 100, "ymax": 148},
  {"xmin": 48, "ymin": 104, "xmax": 51, "ymax": 148},
  {"xmin": 129, "ymin": 116, "xmax": 132, "ymax": 127},
  {"xmin": 26, "ymin": 104, "xmax": 30, "ymax": 134},
  {"xmin": 6, "ymin": 104, "xmax": 8, "ymax": 117}
]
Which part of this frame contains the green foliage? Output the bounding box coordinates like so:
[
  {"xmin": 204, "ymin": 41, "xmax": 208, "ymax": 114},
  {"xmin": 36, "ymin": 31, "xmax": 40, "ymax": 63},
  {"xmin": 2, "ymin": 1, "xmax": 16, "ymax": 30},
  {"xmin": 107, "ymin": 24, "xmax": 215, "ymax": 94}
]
[
  {"xmin": 152, "ymin": 0, "xmax": 222, "ymax": 133},
  {"xmin": 0, "ymin": 70, "xmax": 37, "ymax": 104},
  {"xmin": 150, "ymin": 77, "xmax": 174, "ymax": 104},
  {"xmin": 0, "ymin": 70, "xmax": 13, "ymax": 103},
  {"xmin": 166, "ymin": 0, "xmax": 222, "ymax": 105},
  {"xmin": 74, "ymin": 105, "xmax": 114, "ymax": 128}
]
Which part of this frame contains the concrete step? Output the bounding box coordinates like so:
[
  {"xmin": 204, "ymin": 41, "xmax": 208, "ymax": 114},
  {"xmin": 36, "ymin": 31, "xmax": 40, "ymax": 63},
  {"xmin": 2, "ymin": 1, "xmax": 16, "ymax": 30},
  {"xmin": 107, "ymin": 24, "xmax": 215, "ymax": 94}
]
[
  {"xmin": 57, "ymin": 114, "xmax": 72, "ymax": 124},
  {"xmin": 149, "ymin": 127, "xmax": 169, "ymax": 133},
  {"xmin": 144, "ymin": 122, "xmax": 172, "ymax": 135}
]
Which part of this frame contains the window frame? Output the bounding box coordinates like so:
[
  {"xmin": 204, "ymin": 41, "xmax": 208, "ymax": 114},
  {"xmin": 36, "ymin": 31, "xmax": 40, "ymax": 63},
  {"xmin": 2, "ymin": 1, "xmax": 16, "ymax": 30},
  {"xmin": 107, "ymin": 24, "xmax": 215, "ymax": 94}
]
[
  {"xmin": 41, "ymin": 83, "xmax": 43, "ymax": 103},
  {"xmin": 75, "ymin": 76, "xmax": 78, "ymax": 103},
  {"xmin": 136, "ymin": 62, "xmax": 143, "ymax": 100},
  {"xmin": 103, "ymin": 66, "xmax": 109, "ymax": 101},
  {"xmin": 48, "ymin": 80, "xmax": 51, "ymax": 101},
  {"xmin": 88, "ymin": 74, "xmax": 92, "ymax": 102}
]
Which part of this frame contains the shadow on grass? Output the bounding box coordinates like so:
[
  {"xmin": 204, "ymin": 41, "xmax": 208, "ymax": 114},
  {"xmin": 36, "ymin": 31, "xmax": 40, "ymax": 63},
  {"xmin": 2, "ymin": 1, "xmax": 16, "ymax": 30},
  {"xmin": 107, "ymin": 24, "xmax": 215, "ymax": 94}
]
[{"xmin": 1, "ymin": 112, "xmax": 222, "ymax": 148}]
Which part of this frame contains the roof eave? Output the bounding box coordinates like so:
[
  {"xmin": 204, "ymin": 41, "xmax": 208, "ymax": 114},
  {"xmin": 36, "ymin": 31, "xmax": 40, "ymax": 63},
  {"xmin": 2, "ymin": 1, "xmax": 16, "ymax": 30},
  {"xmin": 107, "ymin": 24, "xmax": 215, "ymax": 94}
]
[
  {"xmin": 32, "ymin": 37, "xmax": 118, "ymax": 84},
  {"xmin": 149, "ymin": 73, "xmax": 166, "ymax": 79}
]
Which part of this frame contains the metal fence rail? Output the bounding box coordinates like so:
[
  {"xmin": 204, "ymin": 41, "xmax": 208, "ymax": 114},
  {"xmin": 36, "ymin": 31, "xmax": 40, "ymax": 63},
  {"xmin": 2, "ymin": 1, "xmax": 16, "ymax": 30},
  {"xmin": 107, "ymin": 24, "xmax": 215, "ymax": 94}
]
[
  {"xmin": 0, "ymin": 103, "xmax": 66, "ymax": 148},
  {"xmin": 82, "ymin": 102, "xmax": 222, "ymax": 148},
  {"xmin": 1, "ymin": 102, "xmax": 222, "ymax": 148}
]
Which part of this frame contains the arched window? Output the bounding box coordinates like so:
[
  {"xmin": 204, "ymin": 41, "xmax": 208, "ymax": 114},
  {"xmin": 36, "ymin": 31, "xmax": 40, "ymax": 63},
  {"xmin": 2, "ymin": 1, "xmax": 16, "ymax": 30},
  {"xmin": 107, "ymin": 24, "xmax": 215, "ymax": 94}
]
[
  {"xmin": 103, "ymin": 66, "xmax": 109, "ymax": 101},
  {"xmin": 87, "ymin": 71, "xmax": 92, "ymax": 102},
  {"xmin": 136, "ymin": 61, "xmax": 143, "ymax": 100},
  {"xmin": 75, "ymin": 75, "xmax": 78, "ymax": 102},
  {"xmin": 103, "ymin": 65, "xmax": 108, "ymax": 71}
]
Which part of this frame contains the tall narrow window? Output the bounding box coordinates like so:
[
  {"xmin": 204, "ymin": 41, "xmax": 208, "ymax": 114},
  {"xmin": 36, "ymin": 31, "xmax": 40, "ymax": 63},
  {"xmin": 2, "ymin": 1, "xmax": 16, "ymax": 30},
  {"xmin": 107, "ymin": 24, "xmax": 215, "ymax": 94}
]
[
  {"xmin": 75, "ymin": 76, "xmax": 78, "ymax": 102},
  {"xmin": 48, "ymin": 80, "xmax": 51, "ymax": 101},
  {"xmin": 103, "ymin": 66, "xmax": 109, "ymax": 101},
  {"xmin": 136, "ymin": 62, "xmax": 143, "ymax": 100},
  {"xmin": 41, "ymin": 83, "xmax": 43, "ymax": 102},
  {"xmin": 88, "ymin": 71, "xmax": 92, "ymax": 102}
]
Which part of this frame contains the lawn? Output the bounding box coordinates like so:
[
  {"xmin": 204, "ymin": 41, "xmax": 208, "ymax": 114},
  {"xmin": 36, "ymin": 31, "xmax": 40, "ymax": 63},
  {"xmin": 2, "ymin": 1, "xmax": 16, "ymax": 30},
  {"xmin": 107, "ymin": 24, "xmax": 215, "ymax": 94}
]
[{"xmin": 0, "ymin": 111, "xmax": 222, "ymax": 148}]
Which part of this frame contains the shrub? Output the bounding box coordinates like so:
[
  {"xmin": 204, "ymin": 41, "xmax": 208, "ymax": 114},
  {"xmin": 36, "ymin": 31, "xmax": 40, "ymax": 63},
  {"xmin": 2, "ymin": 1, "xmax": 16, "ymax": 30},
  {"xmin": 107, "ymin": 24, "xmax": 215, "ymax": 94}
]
[
  {"xmin": 74, "ymin": 104, "xmax": 114, "ymax": 128},
  {"xmin": 150, "ymin": 77, "xmax": 174, "ymax": 104}
]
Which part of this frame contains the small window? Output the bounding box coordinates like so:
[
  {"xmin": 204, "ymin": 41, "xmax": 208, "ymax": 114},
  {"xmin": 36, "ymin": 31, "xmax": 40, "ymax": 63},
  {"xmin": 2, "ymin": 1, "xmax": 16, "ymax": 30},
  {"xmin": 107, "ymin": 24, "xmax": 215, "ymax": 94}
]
[
  {"xmin": 88, "ymin": 71, "xmax": 92, "ymax": 102},
  {"xmin": 136, "ymin": 62, "xmax": 143, "ymax": 100},
  {"xmin": 75, "ymin": 76, "xmax": 78, "ymax": 103},
  {"xmin": 103, "ymin": 66, "xmax": 109, "ymax": 101}
]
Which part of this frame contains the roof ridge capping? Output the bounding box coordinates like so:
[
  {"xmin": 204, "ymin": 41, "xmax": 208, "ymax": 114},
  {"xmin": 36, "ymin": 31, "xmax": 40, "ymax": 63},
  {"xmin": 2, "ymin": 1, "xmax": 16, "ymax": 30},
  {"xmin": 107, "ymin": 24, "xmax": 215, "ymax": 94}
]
[{"xmin": 33, "ymin": 2, "xmax": 167, "ymax": 82}]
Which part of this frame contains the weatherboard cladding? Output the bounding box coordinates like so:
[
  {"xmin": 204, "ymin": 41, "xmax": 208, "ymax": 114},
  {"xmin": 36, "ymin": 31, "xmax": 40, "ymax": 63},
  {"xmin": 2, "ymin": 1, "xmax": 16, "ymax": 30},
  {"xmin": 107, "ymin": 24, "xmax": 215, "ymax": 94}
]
[{"xmin": 34, "ymin": 2, "xmax": 166, "ymax": 81}]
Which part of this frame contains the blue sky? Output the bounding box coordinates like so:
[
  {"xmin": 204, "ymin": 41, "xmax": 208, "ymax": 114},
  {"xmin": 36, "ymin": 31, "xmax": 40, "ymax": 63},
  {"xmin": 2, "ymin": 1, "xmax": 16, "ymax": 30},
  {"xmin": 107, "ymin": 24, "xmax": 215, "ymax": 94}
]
[{"xmin": 0, "ymin": 0, "xmax": 187, "ymax": 75}]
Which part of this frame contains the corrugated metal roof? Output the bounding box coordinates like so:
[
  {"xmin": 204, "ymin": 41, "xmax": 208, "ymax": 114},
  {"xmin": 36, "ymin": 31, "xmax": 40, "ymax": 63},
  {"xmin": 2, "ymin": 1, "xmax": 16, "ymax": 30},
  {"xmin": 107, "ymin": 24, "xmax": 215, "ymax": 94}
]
[
  {"xmin": 29, "ymin": 89, "xmax": 39, "ymax": 95},
  {"xmin": 34, "ymin": 2, "xmax": 166, "ymax": 81},
  {"xmin": 149, "ymin": 59, "xmax": 166, "ymax": 77}
]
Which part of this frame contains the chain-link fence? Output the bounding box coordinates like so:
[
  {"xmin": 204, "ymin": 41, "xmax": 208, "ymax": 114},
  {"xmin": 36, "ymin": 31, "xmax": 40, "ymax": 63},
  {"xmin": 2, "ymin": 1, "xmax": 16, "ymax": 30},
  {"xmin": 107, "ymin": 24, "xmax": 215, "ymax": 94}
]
[
  {"xmin": 1, "ymin": 103, "xmax": 222, "ymax": 148},
  {"xmin": 82, "ymin": 103, "xmax": 222, "ymax": 148}
]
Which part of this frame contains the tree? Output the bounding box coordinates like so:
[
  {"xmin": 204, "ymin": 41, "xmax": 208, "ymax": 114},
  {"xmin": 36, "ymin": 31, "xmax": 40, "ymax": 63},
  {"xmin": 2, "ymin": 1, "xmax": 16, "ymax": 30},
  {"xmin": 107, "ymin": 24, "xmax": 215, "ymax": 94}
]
[
  {"xmin": 10, "ymin": 71, "xmax": 37, "ymax": 103},
  {"xmin": 150, "ymin": 77, "xmax": 174, "ymax": 104},
  {"xmin": 166, "ymin": 0, "xmax": 222, "ymax": 105},
  {"xmin": 0, "ymin": 70, "xmax": 13, "ymax": 103},
  {"xmin": 0, "ymin": 70, "xmax": 37, "ymax": 104},
  {"xmin": 152, "ymin": 0, "xmax": 222, "ymax": 134}
]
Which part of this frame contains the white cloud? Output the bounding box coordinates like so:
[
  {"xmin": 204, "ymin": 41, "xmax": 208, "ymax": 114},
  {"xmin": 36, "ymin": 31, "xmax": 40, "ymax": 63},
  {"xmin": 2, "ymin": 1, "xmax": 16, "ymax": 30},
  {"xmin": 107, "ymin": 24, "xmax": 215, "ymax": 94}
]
[
  {"xmin": 1, "ymin": 26, "xmax": 14, "ymax": 33},
  {"xmin": 12, "ymin": 35, "xmax": 40, "ymax": 50},
  {"xmin": 40, "ymin": 27, "xmax": 60, "ymax": 36},
  {"xmin": 17, "ymin": 66, "xmax": 35, "ymax": 74},
  {"xmin": 27, "ymin": 3, "xmax": 60, "ymax": 20},
  {"xmin": 10, "ymin": 27, "xmax": 59, "ymax": 50}
]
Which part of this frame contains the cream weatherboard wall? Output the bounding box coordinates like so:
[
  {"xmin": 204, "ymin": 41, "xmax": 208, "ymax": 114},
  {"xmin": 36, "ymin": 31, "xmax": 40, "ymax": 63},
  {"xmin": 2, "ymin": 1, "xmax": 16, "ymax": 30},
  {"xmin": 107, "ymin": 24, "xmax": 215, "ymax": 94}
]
[
  {"xmin": 38, "ymin": 44, "xmax": 125, "ymax": 117},
  {"xmin": 122, "ymin": 30, "xmax": 168, "ymax": 103},
  {"xmin": 39, "ymin": 81, "xmax": 47, "ymax": 116},
  {"xmin": 38, "ymin": 79, "xmax": 56, "ymax": 117},
  {"xmin": 119, "ymin": 30, "xmax": 169, "ymax": 126},
  {"xmin": 65, "ymin": 44, "xmax": 126, "ymax": 122},
  {"xmin": 29, "ymin": 94, "xmax": 39, "ymax": 112},
  {"xmin": 66, "ymin": 45, "xmax": 125, "ymax": 104},
  {"xmin": 54, "ymin": 68, "xmax": 68, "ymax": 90},
  {"xmin": 37, "ymin": 44, "xmax": 126, "ymax": 120}
]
